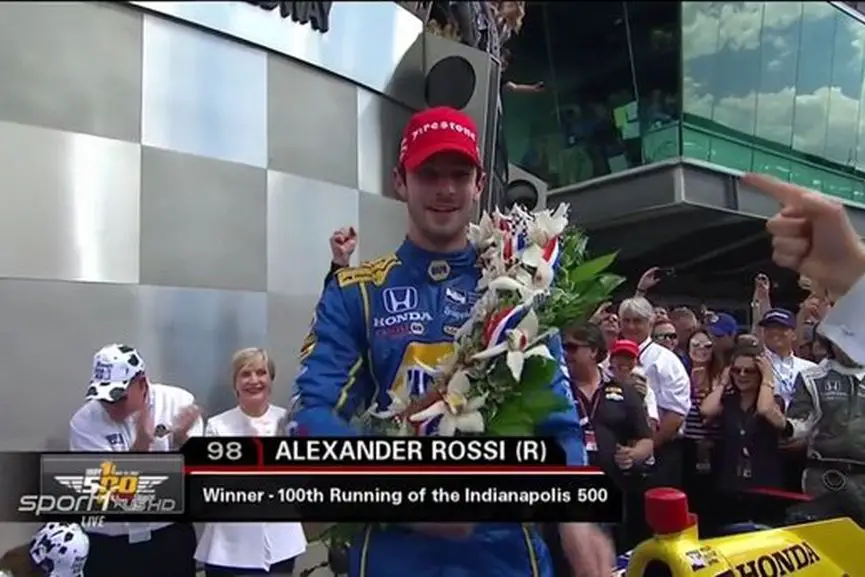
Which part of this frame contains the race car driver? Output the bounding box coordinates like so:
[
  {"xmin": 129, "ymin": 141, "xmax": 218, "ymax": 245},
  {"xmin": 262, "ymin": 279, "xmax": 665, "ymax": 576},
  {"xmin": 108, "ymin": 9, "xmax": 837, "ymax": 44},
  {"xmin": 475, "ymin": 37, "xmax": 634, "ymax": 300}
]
[
  {"xmin": 782, "ymin": 332, "xmax": 865, "ymax": 526},
  {"xmin": 291, "ymin": 106, "xmax": 614, "ymax": 577}
]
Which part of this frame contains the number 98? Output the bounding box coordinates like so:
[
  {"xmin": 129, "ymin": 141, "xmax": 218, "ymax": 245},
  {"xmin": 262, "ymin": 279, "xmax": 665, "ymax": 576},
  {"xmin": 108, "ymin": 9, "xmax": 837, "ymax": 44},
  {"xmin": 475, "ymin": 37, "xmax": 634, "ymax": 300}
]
[{"xmin": 207, "ymin": 440, "xmax": 243, "ymax": 461}]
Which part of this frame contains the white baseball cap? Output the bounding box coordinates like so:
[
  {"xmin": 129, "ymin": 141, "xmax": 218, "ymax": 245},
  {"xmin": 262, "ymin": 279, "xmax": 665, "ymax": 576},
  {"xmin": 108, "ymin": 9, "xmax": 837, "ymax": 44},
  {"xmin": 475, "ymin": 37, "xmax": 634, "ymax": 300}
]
[
  {"xmin": 29, "ymin": 523, "xmax": 89, "ymax": 577},
  {"xmin": 85, "ymin": 344, "xmax": 146, "ymax": 402}
]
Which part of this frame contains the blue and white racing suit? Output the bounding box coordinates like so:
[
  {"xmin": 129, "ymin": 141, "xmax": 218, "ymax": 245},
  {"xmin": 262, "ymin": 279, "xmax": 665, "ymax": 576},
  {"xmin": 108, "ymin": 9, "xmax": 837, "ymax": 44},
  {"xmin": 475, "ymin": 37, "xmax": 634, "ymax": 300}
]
[{"xmin": 292, "ymin": 239, "xmax": 586, "ymax": 577}]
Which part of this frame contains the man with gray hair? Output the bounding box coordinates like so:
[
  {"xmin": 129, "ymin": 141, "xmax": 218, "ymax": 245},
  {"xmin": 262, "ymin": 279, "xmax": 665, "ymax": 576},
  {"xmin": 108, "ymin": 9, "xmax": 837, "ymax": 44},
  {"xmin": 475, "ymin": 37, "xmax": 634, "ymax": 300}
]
[{"xmin": 618, "ymin": 296, "xmax": 691, "ymax": 488}]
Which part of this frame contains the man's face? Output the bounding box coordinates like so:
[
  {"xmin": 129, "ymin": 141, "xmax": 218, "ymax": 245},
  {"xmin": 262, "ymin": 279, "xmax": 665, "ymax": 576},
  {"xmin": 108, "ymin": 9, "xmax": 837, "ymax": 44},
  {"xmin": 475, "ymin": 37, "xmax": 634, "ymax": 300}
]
[
  {"xmin": 652, "ymin": 322, "xmax": 678, "ymax": 351},
  {"xmin": 100, "ymin": 376, "xmax": 147, "ymax": 421},
  {"xmin": 599, "ymin": 313, "xmax": 619, "ymax": 341},
  {"xmin": 609, "ymin": 354, "xmax": 637, "ymax": 382},
  {"xmin": 563, "ymin": 339, "xmax": 597, "ymax": 373},
  {"xmin": 671, "ymin": 313, "xmax": 698, "ymax": 342},
  {"xmin": 395, "ymin": 152, "xmax": 483, "ymax": 246},
  {"xmin": 812, "ymin": 340, "xmax": 829, "ymax": 363},
  {"xmin": 620, "ymin": 313, "xmax": 650, "ymax": 343},
  {"xmin": 763, "ymin": 323, "xmax": 794, "ymax": 354}
]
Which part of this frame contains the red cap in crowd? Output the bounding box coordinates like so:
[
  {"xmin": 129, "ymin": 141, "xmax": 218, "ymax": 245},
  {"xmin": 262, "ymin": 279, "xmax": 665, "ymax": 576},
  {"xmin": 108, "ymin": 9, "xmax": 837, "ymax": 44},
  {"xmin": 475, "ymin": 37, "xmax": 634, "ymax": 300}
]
[
  {"xmin": 609, "ymin": 339, "xmax": 639, "ymax": 358},
  {"xmin": 399, "ymin": 107, "xmax": 482, "ymax": 171}
]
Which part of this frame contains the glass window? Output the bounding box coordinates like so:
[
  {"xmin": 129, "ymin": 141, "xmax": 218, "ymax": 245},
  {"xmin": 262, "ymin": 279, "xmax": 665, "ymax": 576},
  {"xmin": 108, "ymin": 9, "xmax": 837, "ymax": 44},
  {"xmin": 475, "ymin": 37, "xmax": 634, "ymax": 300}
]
[
  {"xmin": 754, "ymin": 2, "xmax": 802, "ymax": 149},
  {"xmin": 503, "ymin": 2, "xmax": 679, "ymax": 189},
  {"xmin": 545, "ymin": 3, "xmax": 635, "ymax": 188},
  {"xmin": 501, "ymin": 4, "xmax": 569, "ymax": 187},
  {"xmin": 825, "ymin": 8, "xmax": 865, "ymax": 168},
  {"xmin": 710, "ymin": 2, "xmax": 765, "ymax": 136},
  {"xmin": 792, "ymin": 3, "xmax": 837, "ymax": 158},
  {"xmin": 629, "ymin": 2, "xmax": 681, "ymax": 163},
  {"xmin": 682, "ymin": 2, "xmax": 720, "ymax": 120}
]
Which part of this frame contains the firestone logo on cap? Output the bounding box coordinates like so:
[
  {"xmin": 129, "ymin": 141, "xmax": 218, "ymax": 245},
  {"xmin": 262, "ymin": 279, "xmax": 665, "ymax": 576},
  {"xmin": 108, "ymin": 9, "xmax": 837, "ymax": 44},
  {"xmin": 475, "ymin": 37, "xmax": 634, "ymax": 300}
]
[
  {"xmin": 399, "ymin": 121, "xmax": 479, "ymax": 162},
  {"xmin": 398, "ymin": 107, "xmax": 482, "ymax": 168}
]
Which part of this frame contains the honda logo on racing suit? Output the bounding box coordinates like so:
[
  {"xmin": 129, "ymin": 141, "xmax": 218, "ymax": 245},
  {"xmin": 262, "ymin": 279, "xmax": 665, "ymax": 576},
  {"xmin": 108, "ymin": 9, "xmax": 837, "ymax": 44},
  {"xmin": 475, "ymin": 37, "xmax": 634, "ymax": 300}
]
[
  {"xmin": 382, "ymin": 287, "xmax": 418, "ymax": 314},
  {"xmin": 373, "ymin": 311, "xmax": 433, "ymax": 328}
]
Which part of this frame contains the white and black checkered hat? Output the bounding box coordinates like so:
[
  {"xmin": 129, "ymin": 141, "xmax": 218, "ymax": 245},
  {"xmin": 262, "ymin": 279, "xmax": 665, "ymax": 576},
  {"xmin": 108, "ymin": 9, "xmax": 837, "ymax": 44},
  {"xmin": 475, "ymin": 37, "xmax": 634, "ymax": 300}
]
[
  {"xmin": 29, "ymin": 523, "xmax": 89, "ymax": 577},
  {"xmin": 85, "ymin": 344, "xmax": 145, "ymax": 402}
]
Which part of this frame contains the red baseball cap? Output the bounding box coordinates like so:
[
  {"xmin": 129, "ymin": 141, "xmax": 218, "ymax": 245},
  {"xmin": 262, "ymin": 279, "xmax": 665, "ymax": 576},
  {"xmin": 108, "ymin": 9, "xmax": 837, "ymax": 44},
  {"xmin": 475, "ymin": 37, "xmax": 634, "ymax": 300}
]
[
  {"xmin": 399, "ymin": 107, "xmax": 482, "ymax": 171},
  {"xmin": 609, "ymin": 339, "xmax": 639, "ymax": 358}
]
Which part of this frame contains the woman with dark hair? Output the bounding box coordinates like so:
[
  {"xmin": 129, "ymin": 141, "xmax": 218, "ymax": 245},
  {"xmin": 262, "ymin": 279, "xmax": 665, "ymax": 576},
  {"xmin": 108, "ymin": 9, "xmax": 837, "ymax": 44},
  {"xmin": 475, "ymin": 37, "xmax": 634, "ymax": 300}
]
[
  {"xmin": 682, "ymin": 330, "xmax": 725, "ymax": 458},
  {"xmin": 700, "ymin": 345, "xmax": 787, "ymax": 493},
  {"xmin": 680, "ymin": 329, "xmax": 725, "ymax": 523}
]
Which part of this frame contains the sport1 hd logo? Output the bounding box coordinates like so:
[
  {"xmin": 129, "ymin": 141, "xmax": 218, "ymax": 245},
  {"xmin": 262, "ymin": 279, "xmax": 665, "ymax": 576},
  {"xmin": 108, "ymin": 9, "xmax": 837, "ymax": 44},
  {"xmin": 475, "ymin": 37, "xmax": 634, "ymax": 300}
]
[{"xmin": 19, "ymin": 460, "xmax": 178, "ymax": 526}]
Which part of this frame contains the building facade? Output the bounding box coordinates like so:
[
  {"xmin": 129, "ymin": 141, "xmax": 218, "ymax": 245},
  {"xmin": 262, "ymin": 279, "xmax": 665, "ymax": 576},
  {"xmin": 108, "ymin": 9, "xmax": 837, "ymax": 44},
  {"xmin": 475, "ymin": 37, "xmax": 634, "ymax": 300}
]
[
  {"xmin": 503, "ymin": 1, "xmax": 865, "ymax": 305},
  {"xmin": 0, "ymin": 0, "xmax": 506, "ymax": 553}
]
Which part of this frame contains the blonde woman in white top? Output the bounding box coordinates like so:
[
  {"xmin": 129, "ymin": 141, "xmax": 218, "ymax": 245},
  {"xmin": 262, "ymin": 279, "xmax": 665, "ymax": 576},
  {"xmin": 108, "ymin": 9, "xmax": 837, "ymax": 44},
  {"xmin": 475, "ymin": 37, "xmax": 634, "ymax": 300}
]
[{"xmin": 195, "ymin": 348, "xmax": 307, "ymax": 577}]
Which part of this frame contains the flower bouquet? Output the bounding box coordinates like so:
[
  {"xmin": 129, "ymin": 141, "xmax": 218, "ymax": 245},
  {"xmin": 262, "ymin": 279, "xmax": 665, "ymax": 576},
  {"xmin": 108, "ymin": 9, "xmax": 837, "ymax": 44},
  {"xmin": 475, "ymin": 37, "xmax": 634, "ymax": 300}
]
[{"xmin": 303, "ymin": 203, "xmax": 623, "ymax": 577}]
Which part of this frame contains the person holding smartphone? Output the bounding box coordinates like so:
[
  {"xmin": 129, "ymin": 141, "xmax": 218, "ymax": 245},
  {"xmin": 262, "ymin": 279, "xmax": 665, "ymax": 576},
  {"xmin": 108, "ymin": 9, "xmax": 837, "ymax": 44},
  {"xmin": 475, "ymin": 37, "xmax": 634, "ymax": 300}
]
[{"xmin": 589, "ymin": 301, "xmax": 621, "ymax": 355}]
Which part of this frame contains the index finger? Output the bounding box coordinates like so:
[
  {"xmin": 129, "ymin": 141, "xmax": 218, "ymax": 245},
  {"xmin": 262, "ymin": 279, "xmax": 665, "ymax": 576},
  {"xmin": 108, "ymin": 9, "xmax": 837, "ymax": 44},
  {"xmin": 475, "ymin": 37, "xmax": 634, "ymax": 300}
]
[
  {"xmin": 742, "ymin": 173, "xmax": 806, "ymax": 207},
  {"xmin": 742, "ymin": 172, "xmax": 833, "ymax": 217}
]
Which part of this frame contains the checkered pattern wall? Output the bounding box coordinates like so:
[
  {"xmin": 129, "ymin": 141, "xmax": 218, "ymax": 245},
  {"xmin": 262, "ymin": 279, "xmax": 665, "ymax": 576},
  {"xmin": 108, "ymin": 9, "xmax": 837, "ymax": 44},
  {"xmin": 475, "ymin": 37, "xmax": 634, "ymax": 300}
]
[{"xmin": 0, "ymin": 2, "xmax": 418, "ymax": 455}]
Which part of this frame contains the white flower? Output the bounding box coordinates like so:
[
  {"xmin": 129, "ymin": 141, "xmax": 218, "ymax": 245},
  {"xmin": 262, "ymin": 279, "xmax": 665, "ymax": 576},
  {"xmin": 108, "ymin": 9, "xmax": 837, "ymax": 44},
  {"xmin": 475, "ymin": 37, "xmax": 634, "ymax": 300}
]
[
  {"xmin": 488, "ymin": 275, "xmax": 543, "ymax": 303},
  {"xmin": 454, "ymin": 291, "xmax": 499, "ymax": 341},
  {"xmin": 478, "ymin": 266, "xmax": 502, "ymax": 291},
  {"xmin": 369, "ymin": 389, "xmax": 410, "ymax": 419},
  {"xmin": 529, "ymin": 204, "xmax": 569, "ymax": 246},
  {"xmin": 468, "ymin": 213, "xmax": 497, "ymax": 248},
  {"xmin": 516, "ymin": 244, "xmax": 555, "ymax": 292},
  {"xmin": 453, "ymin": 315, "xmax": 478, "ymax": 343},
  {"xmin": 471, "ymin": 309, "xmax": 554, "ymax": 381},
  {"xmin": 366, "ymin": 389, "xmax": 414, "ymax": 436},
  {"xmin": 409, "ymin": 371, "xmax": 487, "ymax": 436},
  {"xmin": 491, "ymin": 208, "xmax": 509, "ymax": 230}
]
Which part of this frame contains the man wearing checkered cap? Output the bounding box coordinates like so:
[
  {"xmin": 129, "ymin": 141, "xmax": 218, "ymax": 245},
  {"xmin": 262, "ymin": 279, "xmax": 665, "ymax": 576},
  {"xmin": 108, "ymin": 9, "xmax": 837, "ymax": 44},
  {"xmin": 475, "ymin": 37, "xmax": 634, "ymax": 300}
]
[{"xmin": 68, "ymin": 344, "xmax": 203, "ymax": 577}]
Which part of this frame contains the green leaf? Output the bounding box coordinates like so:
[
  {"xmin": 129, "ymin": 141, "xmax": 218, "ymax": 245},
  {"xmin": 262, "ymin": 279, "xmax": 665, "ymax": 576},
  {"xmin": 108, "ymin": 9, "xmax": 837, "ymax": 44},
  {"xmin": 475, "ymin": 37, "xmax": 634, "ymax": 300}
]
[
  {"xmin": 487, "ymin": 420, "xmax": 536, "ymax": 436},
  {"xmin": 487, "ymin": 401, "xmax": 534, "ymax": 436},
  {"xmin": 599, "ymin": 273, "xmax": 626, "ymax": 292},
  {"xmin": 518, "ymin": 390, "xmax": 570, "ymax": 420},
  {"xmin": 566, "ymin": 253, "xmax": 618, "ymax": 284},
  {"xmin": 519, "ymin": 356, "xmax": 557, "ymax": 391}
]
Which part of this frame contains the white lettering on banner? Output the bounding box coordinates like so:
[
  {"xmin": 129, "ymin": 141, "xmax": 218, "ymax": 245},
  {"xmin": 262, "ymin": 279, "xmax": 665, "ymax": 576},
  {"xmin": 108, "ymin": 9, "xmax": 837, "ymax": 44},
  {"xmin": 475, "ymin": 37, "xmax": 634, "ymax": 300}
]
[
  {"xmin": 273, "ymin": 438, "xmax": 518, "ymax": 462},
  {"xmin": 373, "ymin": 311, "xmax": 433, "ymax": 328}
]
